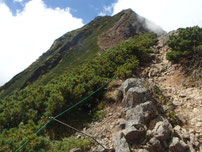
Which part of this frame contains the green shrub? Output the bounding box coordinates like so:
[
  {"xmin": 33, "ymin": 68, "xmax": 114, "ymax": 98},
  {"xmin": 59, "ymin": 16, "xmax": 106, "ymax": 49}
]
[
  {"xmin": 51, "ymin": 136, "xmax": 93, "ymax": 152},
  {"xmin": 166, "ymin": 51, "xmax": 188, "ymax": 62},
  {"xmin": 0, "ymin": 33, "xmax": 157, "ymax": 151},
  {"xmin": 194, "ymin": 45, "xmax": 202, "ymax": 53},
  {"xmin": 115, "ymin": 58, "xmax": 139, "ymax": 79},
  {"xmin": 167, "ymin": 26, "xmax": 202, "ymax": 62},
  {"xmin": 92, "ymin": 110, "xmax": 105, "ymax": 121}
]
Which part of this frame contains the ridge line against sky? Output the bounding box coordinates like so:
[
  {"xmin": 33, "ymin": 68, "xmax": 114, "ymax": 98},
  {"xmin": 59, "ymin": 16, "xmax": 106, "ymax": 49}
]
[{"xmin": 0, "ymin": 0, "xmax": 202, "ymax": 86}]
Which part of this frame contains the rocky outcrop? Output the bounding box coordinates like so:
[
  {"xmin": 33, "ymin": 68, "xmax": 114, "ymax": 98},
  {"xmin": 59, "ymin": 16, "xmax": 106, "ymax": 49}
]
[
  {"xmin": 98, "ymin": 9, "xmax": 164, "ymax": 50},
  {"xmin": 111, "ymin": 78, "xmax": 200, "ymax": 152}
]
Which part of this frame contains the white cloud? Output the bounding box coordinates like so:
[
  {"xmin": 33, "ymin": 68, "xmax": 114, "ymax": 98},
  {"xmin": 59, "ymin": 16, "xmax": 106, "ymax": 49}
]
[
  {"xmin": 112, "ymin": 0, "xmax": 202, "ymax": 32},
  {"xmin": 0, "ymin": 0, "xmax": 84, "ymax": 86},
  {"xmin": 99, "ymin": 4, "xmax": 114, "ymax": 16}
]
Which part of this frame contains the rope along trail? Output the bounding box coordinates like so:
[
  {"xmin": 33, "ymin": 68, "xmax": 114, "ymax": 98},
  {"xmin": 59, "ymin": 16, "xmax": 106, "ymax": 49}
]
[{"xmin": 15, "ymin": 76, "xmax": 115, "ymax": 152}]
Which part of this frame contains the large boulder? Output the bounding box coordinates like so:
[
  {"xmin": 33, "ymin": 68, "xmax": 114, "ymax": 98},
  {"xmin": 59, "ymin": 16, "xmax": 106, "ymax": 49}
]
[
  {"xmin": 119, "ymin": 78, "xmax": 152, "ymax": 108},
  {"xmin": 119, "ymin": 78, "xmax": 143, "ymax": 99},
  {"xmin": 123, "ymin": 125, "xmax": 146, "ymax": 145},
  {"xmin": 126, "ymin": 101, "xmax": 157, "ymax": 125},
  {"xmin": 112, "ymin": 132, "xmax": 131, "ymax": 152},
  {"xmin": 122, "ymin": 87, "xmax": 151, "ymax": 108},
  {"xmin": 151, "ymin": 120, "xmax": 172, "ymax": 141}
]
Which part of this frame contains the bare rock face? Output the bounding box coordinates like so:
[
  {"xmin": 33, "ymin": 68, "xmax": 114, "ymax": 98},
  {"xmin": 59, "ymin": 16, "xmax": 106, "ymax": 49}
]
[
  {"xmin": 126, "ymin": 101, "xmax": 157, "ymax": 125},
  {"xmin": 119, "ymin": 78, "xmax": 151, "ymax": 108},
  {"xmin": 122, "ymin": 87, "xmax": 151, "ymax": 108},
  {"xmin": 98, "ymin": 9, "xmax": 165, "ymax": 50},
  {"xmin": 111, "ymin": 78, "xmax": 200, "ymax": 152},
  {"xmin": 98, "ymin": 9, "xmax": 146, "ymax": 50},
  {"xmin": 119, "ymin": 78, "xmax": 143, "ymax": 98}
]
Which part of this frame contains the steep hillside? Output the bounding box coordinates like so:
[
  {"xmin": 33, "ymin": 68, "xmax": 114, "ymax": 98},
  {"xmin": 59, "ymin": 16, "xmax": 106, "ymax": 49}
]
[
  {"xmin": 0, "ymin": 32, "xmax": 158, "ymax": 151},
  {"xmin": 0, "ymin": 9, "xmax": 164, "ymax": 98}
]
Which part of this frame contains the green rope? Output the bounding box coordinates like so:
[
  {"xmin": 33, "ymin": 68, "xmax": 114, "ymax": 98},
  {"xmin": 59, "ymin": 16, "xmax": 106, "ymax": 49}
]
[
  {"xmin": 15, "ymin": 76, "xmax": 115, "ymax": 152},
  {"xmin": 53, "ymin": 77, "xmax": 115, "ymax": 119},
  {"xmin": 35, "ymin": 120, "xmax": 52, "ymax": 135},
  {"xmin": 15, "ymin": 120, "xmax": 52, "ymax": 152}
]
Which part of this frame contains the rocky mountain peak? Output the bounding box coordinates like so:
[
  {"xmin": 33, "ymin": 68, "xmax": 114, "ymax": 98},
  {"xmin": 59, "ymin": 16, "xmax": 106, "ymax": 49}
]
[
  {"xmin": 121, "ymin": 8, "xmax": 136, "ymax": 15},
  {"xmin": 0, "ymin": 9, "xmax": 165, "ymax": 98},
  {"xmin": 98, "ymin": 9, "xmax": 165, "ymax": 50}
]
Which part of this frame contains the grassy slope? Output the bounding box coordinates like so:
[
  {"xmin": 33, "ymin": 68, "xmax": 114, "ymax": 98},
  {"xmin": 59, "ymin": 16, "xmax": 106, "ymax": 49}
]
[{"xmin": 0, "ymin": 12, "xmax": 123, "ymax": 98}]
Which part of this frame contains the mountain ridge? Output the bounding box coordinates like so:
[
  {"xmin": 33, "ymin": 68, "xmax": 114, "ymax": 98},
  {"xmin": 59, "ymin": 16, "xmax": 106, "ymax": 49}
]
[{"xmin": 0, "ymin": 9, "xmax": 165, "ymax": 98}]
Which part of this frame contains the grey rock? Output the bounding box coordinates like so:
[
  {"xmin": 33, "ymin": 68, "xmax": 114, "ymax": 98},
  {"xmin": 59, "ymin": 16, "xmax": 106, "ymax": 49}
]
[
  {"xmin": 169, "ymin": 137, "xmax": 189, "ymax": 152},
  {"xmin": 152, "ymin": 120, "xmax": 172, "ymax": 140},
  {"xmin": 70, "ymin": 148, "xmax": 82, "ymax": 152},
  {"xmin": 123, "ymin": 124, "xmax": 146, "ymax": 144},
  {"xmin": 119, "ymin": 78, "xmax": 143, "ymax": 97},
  {"xmin": 112, "ymin": 132, "xmax": 131, "ymax": 152},
  {"xmin": 146, "ymin": 137, "xmax": 163, "ymax": 152},
  {"xmin": 126, "ymin": 101, "xmax": 157, "ymax": 125},
  {"xmin": 126, "ymin": 112, "xmax": 144, "ymax": 125},
  {"xmin": 122, "ymin": 87, "xmax": 151, "ymax": 108}
]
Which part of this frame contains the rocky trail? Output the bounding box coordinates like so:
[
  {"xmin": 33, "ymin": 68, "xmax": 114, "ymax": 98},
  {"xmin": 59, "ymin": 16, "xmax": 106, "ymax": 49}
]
[
  {"xmin": 71, "ymin": 34, "xmax": 201, "ymax": 152},
  {"xmin": 142, "ymin": 34, "xmax": 202, "ymax": 141}
]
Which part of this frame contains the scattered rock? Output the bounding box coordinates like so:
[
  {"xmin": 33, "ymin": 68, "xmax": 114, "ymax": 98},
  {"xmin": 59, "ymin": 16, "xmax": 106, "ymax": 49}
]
[{"xmin": 88, "ymin": 60, "xmax": 202, "ymax": 152}]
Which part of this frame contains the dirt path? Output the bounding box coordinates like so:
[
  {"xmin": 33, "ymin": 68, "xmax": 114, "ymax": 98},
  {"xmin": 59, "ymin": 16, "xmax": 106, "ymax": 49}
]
[
  {"xmin": 81, "ymin": 35, "xmax": 202, "ymax": 151},
  {"xmin": 142, "ymin": 36, "xmax": 202, "ymax": 145}
]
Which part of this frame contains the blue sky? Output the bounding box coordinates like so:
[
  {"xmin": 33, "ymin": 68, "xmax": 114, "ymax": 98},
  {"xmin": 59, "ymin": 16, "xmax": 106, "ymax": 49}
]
[
  {"xmin": 3, "ymin": 0, "xmax": 117, "ymax": 24},
  {"xmin": 0, "ymin": 0, "xmax": 202, "ymax": 86}
]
